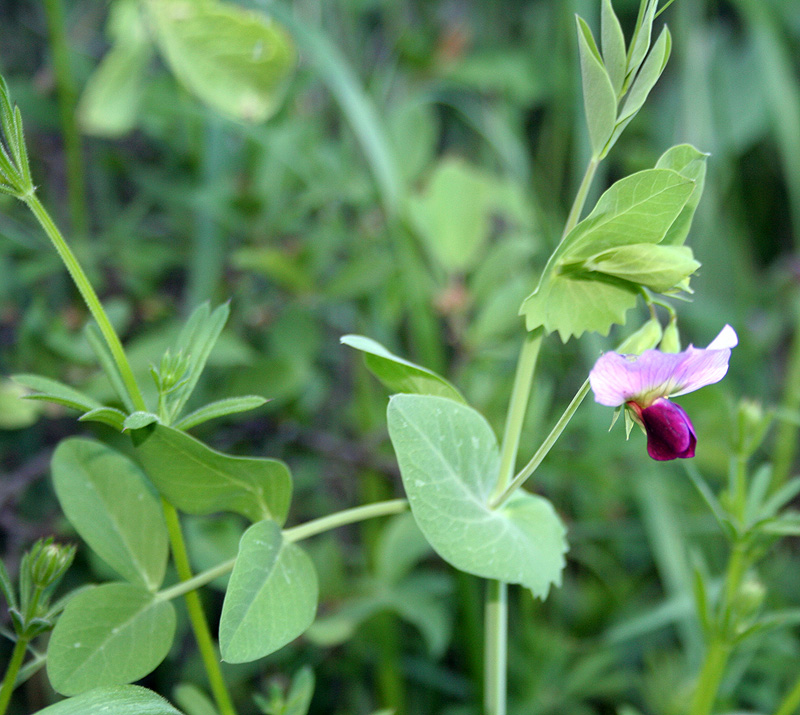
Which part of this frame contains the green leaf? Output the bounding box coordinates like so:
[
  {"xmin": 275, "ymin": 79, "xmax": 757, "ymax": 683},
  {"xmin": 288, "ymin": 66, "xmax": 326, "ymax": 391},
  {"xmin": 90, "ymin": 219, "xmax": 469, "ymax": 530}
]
[
  {"xmin": 172, "ymin": 684, "xmax": 217, "ymax": 715},
  {"xmin": 173, "ymin": 395, "xmax": 268, "ymax": 430},
  {"xmin": 655, "ymin": 144, "xmax": 709, "ymax": 245},
  {"xmin": 387, "ymin": 395, "xmax": 567, "ymax": 598},
  {"xmin": 406, "ymin": 158, "xmax": 493, "ymax": 273},
  {"xmin": 123, "ymin": 411, "xmax": 160, "ymax": 431},
  {"xmin": 576, "ymin": 16, "xmax": 618, "ymax": 157},
  {"xmin": 13, "ymin": 374, "xmax": 102, "ymax": 413},
  {"xmin": 47, "ymin": 583, "xmax": 176, "ymax": 695},
  {"xmin": 51, "ymin": 439, "xmax": 169, "ymax": 590},
  {"xmin": 164, "ymin": 302, "xmax": 229, "ymax": 421},
  {"xmin": 149, "ymin": 0, "xmax": 295, "ymax": 123},
  {"xmin": 627, "ymin": 0, "xmax": 658, "ymax": 78},
  {"xmin": 133, "ymin": 424, "xmax": 292, "ymax": 524},
  {"xmin": 375, "ymin": 512, "xmax": 434, "ymax": 584},
  {"xmin": 219, "ymin": 520, "xmax": 318, "ymax": 663},
  {"xmin": 78, "ymin": 0, "xmax": 153, "ymax": 137},
  {"xmin": 284, "ymin": 667, "xmax": 315, "ymax": 715},
  {"xmin": 606, "ymin": 26, "xmax": 671, "ymax": 154},
  {"xmin": 520, "ymin": 168, "xmax": 695, "ymax": 339},
  {"xmin": 78, "ymin": 407, "xmax": 127, "ymax": 431},
  {"xmin": 0, "ymin": 378, "xmax": 41, "ymax": 428},
  {"xmin": 341, "ymin": 335, "xmax": 465, "ymax": 403},
  {"xmin": 584, "ymin": 244, "xmax": 699, "ymax": 292},
  {"xmin": 35, "ymin": 685, "xmax": 185, "ymax": 715},
  {"xmin": 601, "ymin": 0, "xmax": 627, "ymax": 96}
]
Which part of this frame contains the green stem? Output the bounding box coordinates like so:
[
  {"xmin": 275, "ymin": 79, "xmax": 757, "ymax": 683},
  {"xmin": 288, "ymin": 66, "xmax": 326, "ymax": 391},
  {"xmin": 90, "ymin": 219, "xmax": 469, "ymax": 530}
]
[
  {"xmin": 491, "ymin": 379, "xmax": 591, "ymax": 509},
  {"xmin": 688, "ymin": 638, "xmax": 731, "ymax": 715},
  {"xmin": 42, "ymin": 0, "xmax": 89, "ymax": 240},
  {"xmin": 772, "ymin": 311, "xmax": 800, "ymax": 486},
  {"xmin": 484, "ymin": 580, "xmax": 508, "ymax": 715},
  {"xmin": 561, "ymin": 157, "xmax": 599, "ymax": 241},
  {"xmin": 158, "ymin": 499, "xmax": 410, "ymax": 602},
  {"xmin": 284, "ymin": 499, "xmax": 408, "ymax": 543},
  {"xmin": 775, "ymin": 673, "xmax": 800, "ymax": 715},
  {"xmin": 490, "ymin": 328, "xmax": 544, "ymax": 502},
  {"xmin": 163, "ymin": 501, "xmax": 238, "ymax": 715},
  {"xmin": 0, "ymin": 636, "xmax": 29, "ymax": 715},
  {"xmin": 22, "ymin": 194, "xmax": 146, "ymax": 411}
]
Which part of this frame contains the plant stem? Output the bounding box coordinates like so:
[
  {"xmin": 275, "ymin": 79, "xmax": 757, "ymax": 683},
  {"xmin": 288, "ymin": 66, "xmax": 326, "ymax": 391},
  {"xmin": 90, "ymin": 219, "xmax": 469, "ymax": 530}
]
[
  {"xmin": 0, "ymin": 636, "xmax": 28, "ymax": 715},
  {"xmin": 490, "ymin": 328, "xmax": 543, "ymax": 502},
  {"xmin": 22, "ymin": 194, "xmax": 147, "ymax": 411},
  {"xmin": 688, "ymin": 638, "xmax": 731, "ymax": 715},
  {"xmin": 775, "ymin": 673, "xmax": 800, "ymax": 715},
  {"xmin": 42, "ymin": 0, "xmax": 89, "ymax": 241},
  {"xmin": 163, "ymin": 500, "xmax": 238, "ymax": 715},
  {"xmin": 284, "ymin": 499, "xmax": 408, "ymax": 543},
  {"xmin": 561, "ymin": 157, "xmax": 599, "ymax": 241},
  {"xmin": 491, "ymin": 379, "xmax": 591, "ymax": 509},
  {"xmin": 484, "ymin": 580, "xmax": 508, "ymax": 715},
  {"xmin": 772, "ymin": 314, "xmax": 800, "ymax": 486}
]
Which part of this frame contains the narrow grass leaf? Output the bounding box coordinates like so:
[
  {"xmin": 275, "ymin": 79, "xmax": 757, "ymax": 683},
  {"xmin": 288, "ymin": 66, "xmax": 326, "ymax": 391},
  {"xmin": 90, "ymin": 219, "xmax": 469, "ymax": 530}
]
[{"xmin": 172, "ymin": 395, "xmax": 267, "ymax": 430}]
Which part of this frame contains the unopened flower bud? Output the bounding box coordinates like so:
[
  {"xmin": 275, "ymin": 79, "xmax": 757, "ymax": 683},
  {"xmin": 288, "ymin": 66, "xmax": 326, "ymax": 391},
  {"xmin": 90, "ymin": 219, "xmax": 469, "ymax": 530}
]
[
  {"xmin": 29, "ymin": 538, "xmax": 75, "ymax": 592},
  {"xmin": 659, "ymin": 317, "xmax": 681, "ymax": 353}
]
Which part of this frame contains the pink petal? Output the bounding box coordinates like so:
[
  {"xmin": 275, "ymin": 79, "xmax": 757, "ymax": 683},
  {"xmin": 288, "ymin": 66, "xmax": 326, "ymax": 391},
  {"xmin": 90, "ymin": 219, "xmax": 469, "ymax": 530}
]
[
  {"xmin": 640, "ymin": 399, "xmax": 696, "ymax": 460},
  {"xmin": 589, "ymin": 324, "xmax": 737, "ymax": 406}
]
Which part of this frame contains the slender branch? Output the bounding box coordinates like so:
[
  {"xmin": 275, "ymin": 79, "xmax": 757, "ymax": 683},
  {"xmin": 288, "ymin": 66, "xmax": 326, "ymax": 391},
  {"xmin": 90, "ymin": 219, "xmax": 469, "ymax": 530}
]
[
  {"xmin": 284, "ymin": 499, "xmax": 408, "ymax": 543},
  {"xmin": 42, "ymin": 0, "xmax": 89, "ymax": 240},
  {"xmin": 491, "ymin": 379, "xmax": 592, "ymax": 509},
  {"xmin": 484, "ymin": 581, "xmax": 508, "ymax": 715},
  {"xmin": 561, "ymin": 157, "xmax": 599, "ymax": 242},
  {"xmin": 22, "ymin": 194, "xmax": 147, "ymax": 411},
  {"xmin": 0, "ymin": 637, "xmax": 28, "ymax": 715},
  {"xmin": 157, "ymin": 556, "xmax": 236, "ymax": 603},
  {"xmin": 162, "ymin": 500, "xmax": 238, "ymax": 715}
]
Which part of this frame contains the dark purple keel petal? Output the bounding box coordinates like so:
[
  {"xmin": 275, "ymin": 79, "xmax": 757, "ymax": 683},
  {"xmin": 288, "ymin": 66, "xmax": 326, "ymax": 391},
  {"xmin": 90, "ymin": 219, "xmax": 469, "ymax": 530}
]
[{"xmin": 640, "ymin": 399, "xmax": 697, "ymax": 461}]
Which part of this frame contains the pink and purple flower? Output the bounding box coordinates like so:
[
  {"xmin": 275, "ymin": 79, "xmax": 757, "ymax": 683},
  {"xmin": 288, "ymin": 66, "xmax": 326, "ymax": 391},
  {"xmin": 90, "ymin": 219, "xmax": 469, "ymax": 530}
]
[{"xmin": 589, "ymin": 325, "xmax": 738, "ymax": 461}]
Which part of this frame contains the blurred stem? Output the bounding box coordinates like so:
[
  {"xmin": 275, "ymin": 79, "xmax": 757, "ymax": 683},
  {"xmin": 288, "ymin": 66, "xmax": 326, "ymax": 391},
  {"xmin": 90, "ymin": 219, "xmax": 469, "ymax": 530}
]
[
  {"xmin": 775, "ymin": 674, "xmax": 800, "ymax": 715},
  {"xmin": 42, "ymin": 0, "xmax": 89, "ymax": 241},
  {"xmin": 688, "ymin": 638, "xmax": 731, "ymax": 715},
  {"xmin": 186, "ymin": 117, "xmax": 226, "ymax": 308},
  {"xmin": 22, "ymin": 193, "xmax": 146, "ymax": 411},
  {"xmin": 484, "ymin": 580, "xmax": 507, "ymax": 715},
  {"xmin": 163, "ymin": 500, "xmax": 238, "ymax": 715},
  {"xmin": 0, "ymin": 637, "xmax": 28, "ymax": 715},
  {"xmin": 772, "ymin": 315, "xmax": 800, "ymax": 485}
]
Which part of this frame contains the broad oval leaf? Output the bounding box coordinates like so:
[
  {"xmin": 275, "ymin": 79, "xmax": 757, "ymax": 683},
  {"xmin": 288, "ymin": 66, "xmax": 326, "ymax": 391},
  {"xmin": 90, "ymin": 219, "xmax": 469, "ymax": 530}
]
[
  {"xmin": 51, "ymin": 439, "xmax": 169, "ymax": 590},
  {"xmin": 149, "ymin": 0, "xmax": 295, "ymax": 123},
  {"xmin": 47, "ymin": 583, "xmax": 176, "ymax": 695},
  {"xmin": 133, "ymin": 424, "xmax": 292, "ymax": 525},
  {"xmin": 520, "ymin": 168, "xmax": 696, "ymax": 340},
  {"xmin": 219, "ymin": 520, "xmax": 318, "ymax": 663},
  {"xmin": 341, "ymin": 335, "xmax": 465, "ymax": 403},
  {"xmin": 35, "ymin": 685, "xmax": 184, "ymax": 715},
  {"xmin": 406, "ymin": 157, "xmax": 494, "ymax": 273},
  {"xmin": 387, "ymin": 394, "xmax": 567, "ymax": 598}
]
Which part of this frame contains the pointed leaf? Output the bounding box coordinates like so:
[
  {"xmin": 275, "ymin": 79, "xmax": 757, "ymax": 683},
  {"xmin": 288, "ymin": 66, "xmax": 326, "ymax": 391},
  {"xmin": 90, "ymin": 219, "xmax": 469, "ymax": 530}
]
[
  {"xmin": 387, "ymin": 394, "xmax": 567, "ymax": 597},
  {"xmin": 172, "ymin": 395, "xmax": 268, "ymax": 430},
  {"xmin": 219, "ymin": 520, "xmax": 318, "ymax": 663},
  {"xmin": 52, "ymin": 439, "xmax": 169, "ymax": 590},
  {"xmin": 655, "ymin": 144, "xmax": 708, "ymax": 245},
  {"xmin": 78, "ymin": 407, "xmax": 127, "ymax": 431},
  {"xmin": 341, "ymin": 335, "xmax": 465, "ymax": 403},
  {"xmin": 601, "ymin": 0, "xmax": 627, "ymax": 96},
  {"xmin": 35, "ymin": 685, "xmax": 185, "ymax": 715},
  {"xmin": 47, "ymin": 583, "xmax": 176, "ymax": 695},
  {"xmin": 123, "ymin": 411, "xmax": 160, "ymax": 431},
  {"xmin": 576, "ymin": 16, "xmax": 618, "ymax": 157},
  {"xmin": 149, "ymin": 0, "xmax": 295, "ymax": 122},
  {"xmin": 133, "ymin": 424, "xmax": 292, "ymax": 524},
  {"xmin": 627, "ymin": 0, "xmax": 658, "ymax": 78},
  {"xmin": 13, "ymin": 374, "xmax": 102, "ymax": 413}
]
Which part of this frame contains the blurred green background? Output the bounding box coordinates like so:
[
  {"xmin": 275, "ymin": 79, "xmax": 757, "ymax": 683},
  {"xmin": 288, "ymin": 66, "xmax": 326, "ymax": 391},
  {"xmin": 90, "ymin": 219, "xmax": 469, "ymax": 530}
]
[{"xmin": 0, "ymin": 0, "xmax": 799, "ymax": 713}]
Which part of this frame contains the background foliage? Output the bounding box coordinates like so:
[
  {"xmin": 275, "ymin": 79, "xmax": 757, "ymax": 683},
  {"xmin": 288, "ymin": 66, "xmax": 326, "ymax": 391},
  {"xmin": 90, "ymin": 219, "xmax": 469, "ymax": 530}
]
[{"xmin": 0, "ymin": 0, "xmax": 799, "ymax": 713}]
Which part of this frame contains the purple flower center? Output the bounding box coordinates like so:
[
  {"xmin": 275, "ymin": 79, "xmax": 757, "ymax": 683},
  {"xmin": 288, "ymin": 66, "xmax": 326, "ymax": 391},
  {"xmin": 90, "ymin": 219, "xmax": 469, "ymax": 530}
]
[{"xmin": 632, "ymin": 398, "xmax": 697, "ymax": 461}]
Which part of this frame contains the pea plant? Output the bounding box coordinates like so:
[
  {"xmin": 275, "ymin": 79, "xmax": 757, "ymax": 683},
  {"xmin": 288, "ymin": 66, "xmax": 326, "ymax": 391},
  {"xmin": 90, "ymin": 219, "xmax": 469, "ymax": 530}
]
[{"xmin": 2, "ymin": 1, "xmax": 800, "ymax": 714}]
